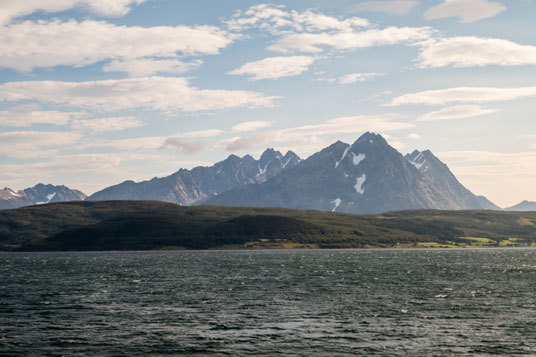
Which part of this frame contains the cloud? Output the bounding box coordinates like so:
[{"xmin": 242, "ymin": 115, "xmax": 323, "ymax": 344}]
[
  {"xmin": 418, "ymin": 37, "xmax": 536, "ymax": 68},
  {"xmin": 389, "ymin": 86, "xmax": 536, "ymax": 106},
  {"xmin": 231, "ymin": 121, "xmax": 272, "ymax": 132},
  {"xmin": 90, "ymin": 129, "xmax": 224, "ymax": 152},
  {"xmin": 0, "ymin": 0, "xmax": 147, "ymax": 25},
  {"xmin": 177, "ymin": 129, "xmax": 224, "ymax": 138},
  {"xmin": 408, "ymin": 133, "xmax": 420, "ymax": 139},
  {"xmin": 424, "ymin": 0, "xmax": 506, "ymax": 23},
  {"xmin": 218, "ymin": 114, "xmax": 414, "ymax": 152},
  {"xmin": 163, "ymin": 138, "xmax": 205, "ymax": 154},
  {"xmin": 0, "ymin": 131, "xmax": 82, "ymax": 158},
  {"xmin": 0, "ymin": 19, "xmax": 234, "ymax": 72},
  {"xmin": 229, "ymin": 56, "xmax": 316, "ymax": 80},
  {"xmin": 416, "ymin": 105, "xmax": 499, "ymax": 121},
  {"xmin": 0, "ymin": 77, "xmax": 279, "ymax": 113},
  {"xmin": 338, "ymin": 72, "xmax": 384, "ymax": 84},
  {"xmin": 226, "ymin": 4, "xmax": 369, "ymax": 33},
  {"xmin": 102, "ymin": 58, "xmax": 202, "ymax": 77},
  {"xmin": 71, "ymin": 116, "xmax": 143, "ymax": 132},
  {"xmin": 268, "ymin": 26, "xmax": 435, "ymax": 53},
  {"xmin": 351, "ymin": 0, "xmax": 419, "ymax": 15},
  {"xmin": 0, "ymin": 104, "xmax": 83, "ymax": 127}
]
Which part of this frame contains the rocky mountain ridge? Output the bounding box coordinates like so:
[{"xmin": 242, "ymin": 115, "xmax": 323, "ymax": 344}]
[
  {"xmin": 0, "ymin": 184, "xmax": 87, "ymax": 210},
  {"xmin": 87, "ymin": 148, "xmax": 301, "ymax": 205},
  {"xmin": 207, "ymin": 132, "xmax": 499, "ymax": 214}
]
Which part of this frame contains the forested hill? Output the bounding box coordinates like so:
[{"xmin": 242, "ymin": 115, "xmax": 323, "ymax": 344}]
[{"xmin": 0, "ymin": 201, "xmax": 535, "ymax": 251}]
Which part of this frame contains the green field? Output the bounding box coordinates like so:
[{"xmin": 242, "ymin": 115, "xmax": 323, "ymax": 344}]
[{"xmin": 1, "ymin": 201, "xmax": 535, "ymax": 251}]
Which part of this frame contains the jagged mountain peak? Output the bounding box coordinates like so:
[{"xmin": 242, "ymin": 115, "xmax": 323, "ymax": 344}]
[
  {"xmin": 353, "ymin": 131, "xmax": 389, "ymax": 146},
  {"xmin": 260, "ymin": 148, "xmax": 283, "ymax": 164},
  {"xmin": 87, "ymin": 146, "xmax": 301, "ymax": 205},
  {"xmin": 207, "ymin": 132, "xmax": 499, "ymax": 213}
]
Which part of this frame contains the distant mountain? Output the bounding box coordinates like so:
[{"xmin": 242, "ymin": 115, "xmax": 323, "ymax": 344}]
[
  {"xmin": 207, "ymin": 132, "xmax": 499, "ymax": 214},
  {"xmin": 504, "ymin": 201, "xmax": 536, "ymax": 211},
  {"xmin": 0, "ymin": 184, "xmax": 87, "ymax": 210},
  {"xmin": 87, "ymin": 149, "xmax": 301, "ymax": 205}
]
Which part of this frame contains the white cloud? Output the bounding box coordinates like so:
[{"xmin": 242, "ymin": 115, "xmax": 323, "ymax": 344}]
[
  {"xmin": 351, "ymin": 0, "xmax": 419, "ymax": 15},
  {"xmin": 0, "ymin": 19, "xmax": 234, "ymax": 72},
  {"xmin": 231, "ymin": 121, "xmax": 272, "ymax": 132},
  {"xmin": 268, "ymin": 26, "xmax": 435, "ymax": 53},
  {"xmin": 218, "ymin": 114, "xmax": 413, "ymax": 152},
  {"xmin": 417, "ymin": 105, "xmax": 499, "ymax": 121},
  {"xmin": 89, "ymin": 129, "xmax": 224, "ymax": 152},
  {"xmin": 229, "ymin": 56, "xmax": 316, "ymax": 80},
  {"xmin": 226, "ymin": 4, "xmax": 369, "ymax": 33},
  {"xmin": 424, "ymin": 0, "xmax": 505, "ymax": 23},
  {"xmin": 389, "ymin": 86, "xmax": 536, "ymax": 106},
  {"xmin": 0, "ymin": 77, "xmax": 279, "ymax": 113},
  {"xmin": 71, "ymin": 116, "xmax": 143, "ymax": 132},
  {"xmin": 102, "ymin": 58, "xmax": 202, "ymax": 77},
  {"xmin": 408, "ymin": 133, "xmax": 420, "ymax": 139},
  {"xmin": 418, "ymin": 37, "xmax": 536, "ymax": 68},
  {"xmin": 163, "ymin": 138, "xmax": 205, "ymax": 154},
  {"xmin": 0, "ymin": 131, "xmax": 82, "ymax": 158},
  {"xmin": 338, "ymin": 72, "xmax": 384, "ymax": 84},
  {"xmin": 178, "ymin": 129, "xmax": 224, "ymax": 138},
  {"xmin": 0, "ymin": 0, "xmax": 147, "ymax": 25},
  {"xmin": 0, "ymin": 104, "xmax": 83, "ymax": 127}
]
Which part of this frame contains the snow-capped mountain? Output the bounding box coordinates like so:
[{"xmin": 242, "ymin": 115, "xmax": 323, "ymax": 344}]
[
  {"xmin": 206, "ymin": 132, "xmax": 499, "ymax": 214},
  {"xmin": 0, "ymin": 184, "xmax": 87, "ymax": 210},
  {"xmin": 87, "ymin": 149, "xmax": 301, "ymax": 205}
]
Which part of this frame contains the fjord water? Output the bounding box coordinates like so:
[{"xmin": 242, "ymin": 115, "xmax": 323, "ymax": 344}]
[{"xmin": 1, "ymin": 249, "xmax": 536, "ymax": 355}]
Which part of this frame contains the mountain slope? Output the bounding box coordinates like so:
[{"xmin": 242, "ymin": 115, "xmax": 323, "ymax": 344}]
[
  {"xmin": 405, "ymin": 150, "xmax": 499, "ymax": 210},
  {"xmin": 0, "ymin": 184, "xmax": 86, "ymax": 210},
  {"xmin": 87, "ymin": 149, "xmax": 300, "ymax": 205},
  {"xmin": 207, "ymin": 132, "xmax": 498, "ymax": 214},
  {"xmin": 504, "ymin": 201, "xmax": 536, "ymax": 211}
]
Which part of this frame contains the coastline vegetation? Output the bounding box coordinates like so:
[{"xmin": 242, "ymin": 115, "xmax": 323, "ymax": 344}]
[{"xmin": 0, "ymin": 201, "xmax": 535, "ymax": 251}]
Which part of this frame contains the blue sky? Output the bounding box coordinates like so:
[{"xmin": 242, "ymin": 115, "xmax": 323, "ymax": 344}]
[{"xmin": 0, "ymin": 0, "xmax": 535, "ymax": 207}]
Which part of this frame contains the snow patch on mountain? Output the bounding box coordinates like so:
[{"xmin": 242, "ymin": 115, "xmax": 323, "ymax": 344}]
[
  {"xmin": 409, "ymin": 152, "xmax": 425, "ymax": 170},
  {"xmin": 282, "ymin": 157, "xmax": 293, "ymax": 169},
  {"xmin": 355, "ymin": 174, "xmax": 366, "ymax": 194},
  {"xmin": 335, "ymin": 146, "xmax": 351, "ymax": 168},
  {"xmin": 331, "ymin": 198, "xmax": 342, "ymax": 212},
  {"xmin": 352, "ymin": 152, "xmax": 365, "ymax": 166}
]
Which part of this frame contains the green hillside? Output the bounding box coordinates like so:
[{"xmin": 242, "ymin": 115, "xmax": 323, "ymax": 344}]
[{"xmin": 1, "ymin": 201, "xmax": 535, "ymax": 251}]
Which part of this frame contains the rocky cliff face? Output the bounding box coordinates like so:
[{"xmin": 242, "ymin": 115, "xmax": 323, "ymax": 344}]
[{"xmin": 405, "ymin": 150, "xmax": 499, "ymax": 210}]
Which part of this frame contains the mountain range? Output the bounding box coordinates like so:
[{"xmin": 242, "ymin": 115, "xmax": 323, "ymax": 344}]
[
  {"xmin": 1, "ymin": 132, "xmax": 533, "ymax": 212},
  {"xmin": 87, "ymin": 149, "xmax": 301, "ymax": 205},
  {"xmin": 0, "ymin": 184, "xmax": 86, "ymax": 210},
  {"xmin": 207, "ymin": 132, "xmax": 498, "ymax": 213}
]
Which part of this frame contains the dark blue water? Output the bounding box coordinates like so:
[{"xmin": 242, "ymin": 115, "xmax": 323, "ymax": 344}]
[{"xmin": 1, "ymin": 249, "xmax": 536, "ymax": 355}]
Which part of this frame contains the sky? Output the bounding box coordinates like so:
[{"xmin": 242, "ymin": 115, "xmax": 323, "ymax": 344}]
[{"xmin": 0, "ymin": 0, "xmax": 535, "ymax": 207}]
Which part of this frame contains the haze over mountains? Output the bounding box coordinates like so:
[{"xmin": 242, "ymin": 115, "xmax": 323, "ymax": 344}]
[{"xmin": 1, "ymin": 132, "xmax": 532, "ymax": 212}]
